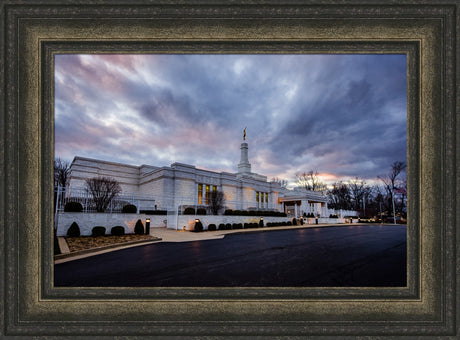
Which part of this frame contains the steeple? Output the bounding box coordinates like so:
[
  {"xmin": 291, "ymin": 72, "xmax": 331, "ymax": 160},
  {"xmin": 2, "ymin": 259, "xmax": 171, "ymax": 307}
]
[{"xmin": 238, "ymin": 128, "xmax": 251, "ymax": 174}]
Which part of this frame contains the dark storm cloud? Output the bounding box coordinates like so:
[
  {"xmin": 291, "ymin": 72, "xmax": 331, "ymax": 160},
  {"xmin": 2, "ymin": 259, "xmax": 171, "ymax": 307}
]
[
  {"xmin": 263, "ymin": 54, "xmax": 407, "ymax": 180},
  {"xmin": 55, "ymin": 54, "xmax": 407, "ymax": 184}
]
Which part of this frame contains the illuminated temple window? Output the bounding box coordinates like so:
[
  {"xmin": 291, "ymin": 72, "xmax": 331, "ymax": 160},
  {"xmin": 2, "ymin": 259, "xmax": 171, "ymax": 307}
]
[
  {"xmin": 198, "ymin": 184, "xmax": 203, "ymax": 204},
  {"xmin": 205, "ymin": 185, "xmax": 210, "ymax": 205}
]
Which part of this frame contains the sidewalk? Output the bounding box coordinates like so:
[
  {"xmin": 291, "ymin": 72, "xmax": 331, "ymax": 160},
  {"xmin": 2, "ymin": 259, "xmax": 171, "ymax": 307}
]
[{"xmin": 149, "ymin": 223, "xmax": 361, "ymax": 242}]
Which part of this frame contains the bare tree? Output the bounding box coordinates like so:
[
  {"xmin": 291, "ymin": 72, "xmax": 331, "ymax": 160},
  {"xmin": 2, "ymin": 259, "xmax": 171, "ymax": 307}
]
[
  {"xmin": 378, "ymin": 161, "xmax": 407, "ymax": 217},
  {"xmin": 349, "ymin": 177, "xmax": 368, "ymax": 211},
  {"xmin": 271, "ymin": 177, "xmax": 288, "ymax": 189},
  {"xmin": 85, "ymin": 177, "xmax": 122, "ymax": 212},
  {"xmin": 327, "ymin": 181, "xmax": 352, "ymax": 210},
  {"xmin": 296, "ymin": 170, "xmax": 327, "ymax": 193},
  {"xmin": 54, "ymin": 158, "xmax": 70, "ymax": 188},
  {"xmin": 209, "ymin": 190, "xmax": 225, "ymax": 215}
]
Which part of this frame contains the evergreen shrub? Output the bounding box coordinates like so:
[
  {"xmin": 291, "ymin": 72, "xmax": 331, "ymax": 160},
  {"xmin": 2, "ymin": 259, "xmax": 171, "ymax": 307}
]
[
  {"xmin": 140, "ymin": 209, "xmax": 167, "ymax": 215},
  {"xmin": 218, "ymin": 223, "xmax": 226, "ymax": 230},
  {"xmin": 208, "ymin": 224, "xmax": 217, "ymax": 231},
  {"xmin": 67, "ymin": 222, "xmax": 81, "ymax": 237},
  {"xmin": 111, "ymin": 226, "xmax": 125, "ymax": 236},
  {"xmin": 259, "ymin": 219, "xmax": 264, "ymax": 228},
  {"xmin": 64, "ymin": 201, "xmax": 83, "ymax": 212},
  {"xmin": 134, "ymin": 219, "xmax": 144, "ymax": 235},
  {"xmin": 225, "ymin": 223, "xmax": 232, "ymax": 230},
  {"xmin": 122, "ymin": 204, "xmax": 137, "ymax": 213},
  {"xmin": 184, "ymin": 207, "xmax": 195, "ymax": 215},
  {"xmin": 197, "ymin": 208, "xmax": 207, "ymax": 215},
  {"xmin": 91, "ymin": 226, "xmax": 106, "ymax": 237},
  {"xmin": 194, "ymin": 220, "xmax": 203, "ymax": 232}
]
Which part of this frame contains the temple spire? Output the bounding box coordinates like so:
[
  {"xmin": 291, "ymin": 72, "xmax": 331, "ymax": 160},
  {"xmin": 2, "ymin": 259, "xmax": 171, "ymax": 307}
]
[{"xmin": 238, "ymin": 129, "xmax": 251, "ymax": 174}]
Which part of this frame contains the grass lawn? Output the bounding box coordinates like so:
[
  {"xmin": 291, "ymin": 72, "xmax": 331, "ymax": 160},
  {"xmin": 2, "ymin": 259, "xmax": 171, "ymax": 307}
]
[{"xmin": 65, "ymin": 234, "xmax": 158, "ymax": 252}]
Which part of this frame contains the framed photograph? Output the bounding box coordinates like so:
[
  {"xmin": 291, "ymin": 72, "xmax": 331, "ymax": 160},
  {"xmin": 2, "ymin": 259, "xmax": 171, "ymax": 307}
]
[{"xmin": 1, "ymin": 1, "xmax": 458, "ymax": 338}]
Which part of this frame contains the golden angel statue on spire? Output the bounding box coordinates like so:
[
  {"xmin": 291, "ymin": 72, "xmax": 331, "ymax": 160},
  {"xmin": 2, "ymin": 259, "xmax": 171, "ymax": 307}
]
[{"xmin": 243, "ymin": 127, "xmax": 247, "ymax": 141}]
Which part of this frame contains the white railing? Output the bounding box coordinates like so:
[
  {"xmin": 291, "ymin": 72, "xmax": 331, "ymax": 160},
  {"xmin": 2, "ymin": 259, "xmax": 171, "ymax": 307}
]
[
  {"xmin": 55, "ymin": 185, "xmax": 358, "ymax": 219},
  {"xmin": 55, "ymin": 186, "xmax": 156, "ymax": 214}
]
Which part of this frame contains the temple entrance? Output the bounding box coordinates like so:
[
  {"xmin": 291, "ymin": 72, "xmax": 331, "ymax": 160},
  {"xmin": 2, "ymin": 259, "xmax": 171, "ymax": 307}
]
[{"xmin": 283, "ymin": 200, "xmax": 301, "ymax": 217}]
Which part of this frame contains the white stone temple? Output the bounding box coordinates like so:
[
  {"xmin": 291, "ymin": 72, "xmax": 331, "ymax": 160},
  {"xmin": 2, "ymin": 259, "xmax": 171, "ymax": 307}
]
[{"xmin": 67, "ymin": 133, "xmax": 329, "ymax": 217}]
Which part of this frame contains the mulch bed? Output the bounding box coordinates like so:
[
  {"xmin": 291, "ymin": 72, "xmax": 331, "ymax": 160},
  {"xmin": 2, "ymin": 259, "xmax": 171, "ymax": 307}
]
[{"xmin": 65, "ymin": 234, "xmax": 158, "ymax": 252}]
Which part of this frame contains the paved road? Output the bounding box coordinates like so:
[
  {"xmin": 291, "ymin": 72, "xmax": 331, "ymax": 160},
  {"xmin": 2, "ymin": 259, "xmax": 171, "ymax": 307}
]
[{"xmin": 54, "ymin": 224, "xmax": 407, "ymax": 287}]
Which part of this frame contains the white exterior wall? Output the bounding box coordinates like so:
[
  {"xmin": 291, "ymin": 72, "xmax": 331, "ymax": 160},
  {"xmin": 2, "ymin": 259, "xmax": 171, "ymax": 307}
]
[
  {"xmin": 242, "ymin": 186, "xmax": 255, "ymax": 209},
  {"xmin": 67, "ymin": 156, "xmax": 329, "ymax": 215},
  {"xmin": 69, "ymin": 157, "xmax": 141, "ymax": 195},
  {"xmin": 56, "ymin": 212, "xmax": 167, "ymax": 236},
  {"xmin": 174, "ymin": 178, "xmax": 196, "ymax": 206},
  {"xmin": 221, "ymin": 184, "xmax": 238, "ymax": 209},
  {"xmin": 178, "ymin": 216, "xmax": 351, "ymax": 231}
]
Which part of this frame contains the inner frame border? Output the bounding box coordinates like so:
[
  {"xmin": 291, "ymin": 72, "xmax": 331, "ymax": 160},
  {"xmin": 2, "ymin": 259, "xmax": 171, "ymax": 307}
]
[{"xmin": 2, "ymin": 2, "xmax": 457, "ymax": 338}]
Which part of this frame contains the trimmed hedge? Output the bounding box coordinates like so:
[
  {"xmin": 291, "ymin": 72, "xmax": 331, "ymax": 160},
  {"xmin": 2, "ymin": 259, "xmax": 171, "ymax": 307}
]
[
  {"xmin": 208, "ymin": 224, "xmax": 217, "ymax": 231},
  {"xmin": 196, "ymin": 208, "xmax": 207, "ymax": 215},
  {"xmin": 134, "ymin": 219, "xmax": 144, "ymax": 235},
  {"xmin": 183, "ymin": 207, "xmax": 195, "ymax": 215},
  {"xmin": 194, "ymin": 220, "xmax": 203, "ymax": 232},
  {"xmin": 64, "ymin": 201, "xmax": 83, "ymax": 212},
  {"xmin": 91, "ymin": 226, "xmax": 106, "ymax": 237},
  {"xmin": 259, "ymin": 219, "xmax": 264, "ymax": 228},
  {"xmin": 67, "ymin": 222, "xmax": 81, "ymax": 237},
  {"xmin": 224, "ymin": 209, "xmax": 287, "ymax": 217},
  {"xmin": 122, "ymin": 204, "xmax": 137, "ymax": 213},
  {"xmin": 140, "ymin": 209, "xmax": 167, "ymax": 215},
  {"xmin": 218, "ymin": 223, "xmax": 226, "ymax": 230},
  {"xmin": 111, "ymin": 226, "xmax": 125, "ymax": 236}
]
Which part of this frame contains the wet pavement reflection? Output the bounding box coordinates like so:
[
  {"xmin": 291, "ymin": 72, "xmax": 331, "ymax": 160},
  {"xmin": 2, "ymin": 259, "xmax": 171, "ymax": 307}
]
[{"xmin": 55, "ymin": 224, "xmax": 407, "ymax": 287}]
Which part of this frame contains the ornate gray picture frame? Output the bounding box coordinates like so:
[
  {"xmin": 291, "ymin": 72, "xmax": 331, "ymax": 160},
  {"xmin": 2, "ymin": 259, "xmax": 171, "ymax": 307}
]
[{"xmin": 1, "ymin": 1, "xmax": 458, "ymax": 338}]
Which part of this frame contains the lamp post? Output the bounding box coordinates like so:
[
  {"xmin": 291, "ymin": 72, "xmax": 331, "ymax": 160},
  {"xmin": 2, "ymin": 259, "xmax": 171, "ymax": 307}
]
[
  {"xmin": 391, "ymin": 187, "xmax": 396, "ymax": 225},
  {"xmin": 145, "ymin": 218, "xmax": 150, "ymax": 235},
  {"xmin": 194, "ymin": 218, "xmax": 202, "ymax": 232}
]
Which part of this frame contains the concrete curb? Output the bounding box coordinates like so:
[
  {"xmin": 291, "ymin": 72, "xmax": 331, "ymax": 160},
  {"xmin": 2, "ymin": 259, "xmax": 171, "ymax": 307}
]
[{"xmin": 57, "ymin": 237, "xmax": 70, "ymax": 254}]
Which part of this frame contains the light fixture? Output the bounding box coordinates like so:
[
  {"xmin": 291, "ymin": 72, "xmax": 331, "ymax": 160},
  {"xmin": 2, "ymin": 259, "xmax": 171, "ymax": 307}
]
[{"xmin": 145, "ymin": 218, "xmax": 151, "ymax": 235}]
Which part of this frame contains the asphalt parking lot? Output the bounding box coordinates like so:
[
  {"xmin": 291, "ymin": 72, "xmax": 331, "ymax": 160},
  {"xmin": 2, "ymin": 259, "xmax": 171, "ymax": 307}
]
[{"xmin": 54, "ymin": 224, "xmax": 407, "ymax": 287}]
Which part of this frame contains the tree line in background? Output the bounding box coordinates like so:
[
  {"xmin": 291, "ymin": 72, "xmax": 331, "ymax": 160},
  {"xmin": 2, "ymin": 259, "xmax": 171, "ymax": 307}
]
[
  {"xmin": 273, "ymin": 161, "xmax": 407, "ymax": 219},
  {"xmin": 311, "ymin": 162, "xmax": 406, "ymax": 219}
]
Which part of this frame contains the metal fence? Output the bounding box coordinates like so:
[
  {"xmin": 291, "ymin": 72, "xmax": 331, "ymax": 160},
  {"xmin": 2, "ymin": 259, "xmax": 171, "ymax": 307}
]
[
  {"xmin": 55, "ymin": 186, "xmax": 357, "ymax": 218},
  {"xmin": 55, "ymin": 186, "xmax": 156, "ymax": 214}
]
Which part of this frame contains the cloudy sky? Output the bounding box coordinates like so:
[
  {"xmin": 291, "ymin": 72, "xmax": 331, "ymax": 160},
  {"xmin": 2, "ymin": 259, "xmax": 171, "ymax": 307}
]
[{"xmin": 55, "ymin": 54, "xmax": 407, "ymax": 187}]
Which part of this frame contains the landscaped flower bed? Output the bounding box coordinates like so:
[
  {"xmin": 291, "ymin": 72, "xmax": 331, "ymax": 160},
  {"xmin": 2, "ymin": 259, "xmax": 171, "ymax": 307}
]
[{"xmin": 65, "ymin": 234, "xmax": 158, "ymax": 252}]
